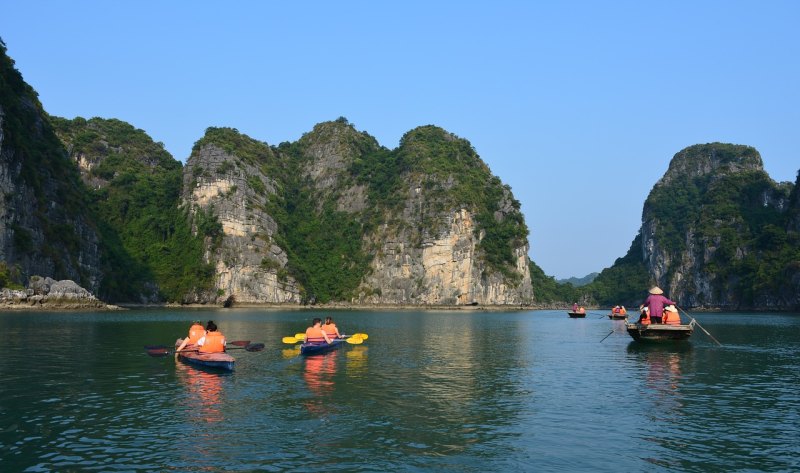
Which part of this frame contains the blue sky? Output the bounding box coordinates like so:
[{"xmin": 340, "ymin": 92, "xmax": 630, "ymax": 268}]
[{"xmin": 1, "ymin": 1, "xmax": 798, "ymax": 279}]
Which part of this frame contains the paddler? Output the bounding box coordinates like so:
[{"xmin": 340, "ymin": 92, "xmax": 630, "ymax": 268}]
[
  {"xmin": 641, "ymin": 286, "xmax": 676, "ymax": 324},
  {"xmin": 305, "ymin": 317, "xmax": 332, "ymax": 344},
  {"xmin": 197, "ymin": 320, "xmax": 226, "ymax": 353},
  {"xmin": 176, "ymin": 320, "xmax": 205, "ymax": 352},
  {"xmin": 321, "ymin": 316, "xmax": 341, "ymax": 339}
]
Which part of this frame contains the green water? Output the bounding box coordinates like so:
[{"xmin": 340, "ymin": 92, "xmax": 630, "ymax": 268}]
[{"xmin": 0, "ymin": 309, "xmax": 797, "ymax": 472}]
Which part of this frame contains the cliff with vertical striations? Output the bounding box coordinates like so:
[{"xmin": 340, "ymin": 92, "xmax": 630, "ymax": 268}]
[{"xmin": 592, "ymin": 143, "xmax": 799, "ymax": 310}]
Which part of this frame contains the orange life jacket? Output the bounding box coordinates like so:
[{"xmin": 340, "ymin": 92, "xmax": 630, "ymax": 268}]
[
  {"xmin": 306, "ymin": 326, "xmax": 326, "ymax": 343},
  {"xmin": 619, "ymin": 307, "xmax": 627, "ymax": 315},
  {"xmin": 639, "ymin": 312, "xmax": 651, "ymax": 325},
  {"xmin": 663, "ymin": 310, "xmax": 681, "ymax": 325},
  {"xmin": 187, "ymin": 324, "xmax": 205, "ymax": 344},
  {"xmin": 321, "ymin": 323, "xmax": 338, "ymax": 338},
  {"xmin": 199, "ymin": 331, "xmax": 226, "ymax": 353}
]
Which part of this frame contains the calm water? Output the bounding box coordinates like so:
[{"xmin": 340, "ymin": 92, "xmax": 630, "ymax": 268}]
[{"xmin": 0, "ymin": 309, "xmax": 798, "ymax": 472}]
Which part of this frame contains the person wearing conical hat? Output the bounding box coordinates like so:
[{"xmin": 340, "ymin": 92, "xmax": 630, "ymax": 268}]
[{"xmin": 640, "ymin": 286, "xmax": 676, "ymax": 324}]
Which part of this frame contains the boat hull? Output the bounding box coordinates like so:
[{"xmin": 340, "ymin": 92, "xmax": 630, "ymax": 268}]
[
  {"xmin": 300, "ymin": 338, "xmax": 346, "ymax": 355},
  {"xmin": 625, "ymin": 322, "xmax": 694, "ymax": 342},
  {"xmin": 174, "ymin": 340, "xmax": 235, "ymax": 371},
  {"xmin": 567, "ymin": 312, "xmax": 586, "ymax": 318},
  {"xmin": 609, "ymin": 314, "xmax": 627, "ymax": 320}
]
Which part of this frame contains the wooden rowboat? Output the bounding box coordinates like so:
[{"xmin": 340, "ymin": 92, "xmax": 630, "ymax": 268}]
[
  {"xmin": 608, "ymin": 313, "xmax": 627, "ymax": 320},
  {"xmin": 300, "ymin": 338, "xmax": 346, "ymax": 355},
  {"xmin": 567, "ymin": 312, "xmax": 587, "ymax": 318},
  {"xmin": 174, "ymin": 339, "xmax": 235, "ymax": 371},
  {"xmin": 625, "ymin": 320, "xmax": 695, "ymax": 342}
]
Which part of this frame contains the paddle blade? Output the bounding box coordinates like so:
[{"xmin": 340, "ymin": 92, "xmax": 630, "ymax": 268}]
[
  {"xmin": 245, "ymin": 343, "xmax": 265, "ymax": 352},
  {"xmin": 353, "ymin": 333, "xmax": 368, "ymax": 340},
  {"xmin": 294, "ymin": 333, "xmax": 306, "ymax": 341},
  {"xmin": 228, "ymin": 340, "xmax": 251, "ymax": 347},
  {"xmin": 146, "ymin": 348, "xmax": 170, "ymax": 357},
  {"xmin": 282, "ymin": 336, "xmax": 298, "ymax": 344},
  {"xmin": 144, "ymin": 345, "xmax": 169, "ymax": 350},
  {"xmin": 346, "ymin": 336, "xmax": 363, "ymax": 345}
]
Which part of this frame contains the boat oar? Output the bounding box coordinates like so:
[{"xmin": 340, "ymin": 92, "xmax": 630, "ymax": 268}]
[
  {"xmin": 599, "ymin": 329, "xmax": 616, "ymax": 343},
  {"xmin": 145, "ymin": 342, "xmax": 264, "ymax": 357},
  {"xmin": 678, "ymin": 307, "xmax": 722, "ymax": 346}
]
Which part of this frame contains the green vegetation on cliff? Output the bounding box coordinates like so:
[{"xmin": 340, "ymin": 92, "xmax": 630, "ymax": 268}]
[
  {"xmin": 51, "ymin": 117, "xmax": 216, "ymax": 302},
  {"xmin": 586, "ymin": 144, "xmax": 800, "ymax": 308},
  {"xmin": 0, "ymin": 41, "xmax": 93, "ymax": 285}
]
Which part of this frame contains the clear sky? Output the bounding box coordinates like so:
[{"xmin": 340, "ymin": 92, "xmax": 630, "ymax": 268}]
[{"xmin": 1, "ymin": 1, "xmax": 798, "ymax": 279}]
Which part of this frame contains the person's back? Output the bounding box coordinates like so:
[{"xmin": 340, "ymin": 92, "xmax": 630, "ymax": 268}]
[
  {"xmin": 321, "ymin": 317, "xmax": 340, "ymax": 339},
  {"xmin": 187, "ymin": 323, "xmax": 205, "ymax": 344},
  {"xmin": 638, "ymin": 308, "xmax": 651, "ymax": 325},
  {"xmin": 306, "ymin": 318, "xmax": 331, "ymax": 344},
  {"xmin": 663, "ymin": 306, "xmax": 681, "ymax": 325},
  {"xmin": 198, "ymin": 321, "xmax": 226, "ymax": 353}
]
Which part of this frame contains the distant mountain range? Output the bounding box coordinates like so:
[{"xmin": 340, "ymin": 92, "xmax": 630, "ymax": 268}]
[{"xmin": 557, "ymin": 273, "xmax": 599, "ymax": 287}]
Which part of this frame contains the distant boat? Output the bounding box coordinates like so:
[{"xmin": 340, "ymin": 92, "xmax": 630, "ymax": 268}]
[
  {"xmin": 625, "ymin": 320, "xmax": 694, "ymax": 342},
  {"xmin": 567, "ymin": 312, "xmax": 586, "ymax": 318},
  {"xmin": 608, "ymin": 313, "xmax": 627, "ymax": 320}
]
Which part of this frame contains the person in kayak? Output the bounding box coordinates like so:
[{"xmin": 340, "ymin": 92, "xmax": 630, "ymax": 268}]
[
  {"xmin": 197, "ymin": 320, "xmax": 227, "ymax": 353},
  {"xmin": 305, "ymin": 318, "xmax": 332, "ymax": 344},
  {"xmin": 641, "ymin": 286, "xmax": 676, "ymax": 324},
  {"xmin": 176, "ymin": 320, "xmax": 205, "ymax": 352},
  {"xmin": 321, "ymin": 316, "xmax": 341, "ymax": 339}
]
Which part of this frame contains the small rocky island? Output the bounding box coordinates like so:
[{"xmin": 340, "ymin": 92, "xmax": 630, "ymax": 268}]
[{"xmin": 0, "ymin": 276, "xmax": 118, "ymax": 310}]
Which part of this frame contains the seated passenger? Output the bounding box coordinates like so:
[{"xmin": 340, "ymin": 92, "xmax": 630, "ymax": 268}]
[
  {"xmin": 198, "ymin": 320, "xmax": 226, "ymax": 353},
  {"xmin": 637, "ymin": 306, "xmax": 651, "ymax": 325},
  {"xmin": 663, "ymin": 305, "xmax": 681, "ymax": 325},
  {"xmin": 321, "ymin": 316, "xmax": 341, "ymax": 339},
  {"xmin": 176, "ymin": 320, "xmax": 205, "ymax": 352},
  {"xmin": 305, "ymin": 317, "xmax": 332, "ymax": 344}
]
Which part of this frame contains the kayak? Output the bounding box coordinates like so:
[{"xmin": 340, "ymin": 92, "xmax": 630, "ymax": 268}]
[
  {"xmin": 300, "ymin": 338, "xmax": 346, "ymax": 355},
  {"xmin": 174, "ymin": 339, "xmax": 235, "ymax": 371}
]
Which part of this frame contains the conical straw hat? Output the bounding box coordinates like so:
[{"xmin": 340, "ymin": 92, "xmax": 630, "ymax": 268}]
[{"xmin": 649, "ymin": 286, "xmax": 664, "ymax": 295}]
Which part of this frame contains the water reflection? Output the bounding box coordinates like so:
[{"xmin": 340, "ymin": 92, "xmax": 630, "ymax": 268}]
[
  {"xmin": 174, "ymin": 360, "xmax": 226, "ymax": 424},
  {"xmin": 303, "ymin": 351, "xmax": 339, "ymax": 415},
  {"xmin": 345, "ymin": 345, "xmax": 368, "ymax": 377}
]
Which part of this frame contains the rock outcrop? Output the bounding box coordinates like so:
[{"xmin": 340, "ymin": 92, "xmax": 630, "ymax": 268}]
[
  {"xmin": 0, "ymin": 276, "xmax": 111, "ymax": 309},
  {"xmin": 182, "ymin": 130, "xmax": 301, "ymax": 304}
]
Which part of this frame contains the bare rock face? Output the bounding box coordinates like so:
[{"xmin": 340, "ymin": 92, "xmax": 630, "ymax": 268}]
[
  {"xmin": 183, "ymin": 137, "xmax": 301, "ymax": 304},
  {"xmin": 1, "ymin": 276, "xmax": 108, "ymax": 309},
  {"xmin": 359, "ymin": 207, "xmax": 532, "ymax": 305}
]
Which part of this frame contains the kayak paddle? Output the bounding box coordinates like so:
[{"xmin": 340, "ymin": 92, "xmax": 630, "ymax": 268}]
[{"xmin": 145, "ymin": 342, "xmax": 264, "ymax": 357}]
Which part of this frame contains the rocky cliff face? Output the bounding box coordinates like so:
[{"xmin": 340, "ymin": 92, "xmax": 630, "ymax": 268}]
[
  {"xmin": 293, "ymin": 122, "xmax": 532, "ymax": 305},
  {"xmin": 182, "ymin": 130, "xmax": 301, "ymax": 304},
  {"xmin": 182, "ymin": 121, "xmax": 532, "ymax": 306},
  {"xmin": 0, "ymin": 45, "xmax": 102, "ymax": 292},
  {"xmin": 636, "ymin": 143, "xmax": 798, "ymax": 309}
]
